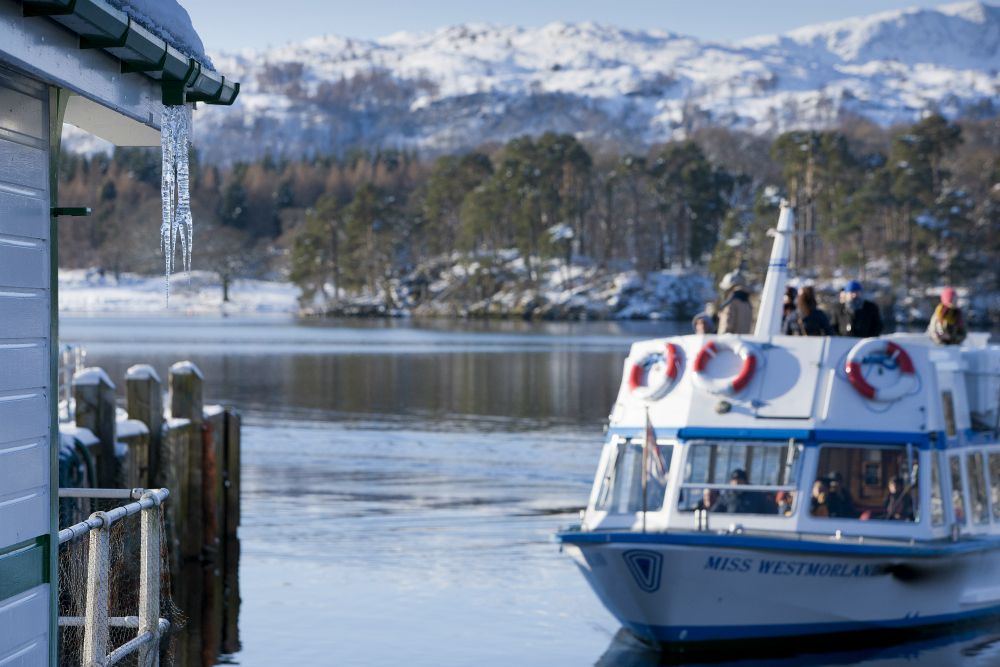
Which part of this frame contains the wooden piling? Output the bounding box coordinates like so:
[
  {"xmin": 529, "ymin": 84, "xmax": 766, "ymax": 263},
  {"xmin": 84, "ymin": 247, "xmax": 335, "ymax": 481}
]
[
  {"xmin": 73, "ymin": 368, "xmax": 117, "ymax": 488},
  {"xmin": 126, "ymin": 365, "xmax": 163, "ymax": 487}
]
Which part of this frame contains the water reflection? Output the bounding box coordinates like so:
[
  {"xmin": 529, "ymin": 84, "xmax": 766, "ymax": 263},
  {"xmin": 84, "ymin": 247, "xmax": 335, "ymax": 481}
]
[{"xmin": 596, "ymin": 624, "xmax": 1000, "ymax": 666}]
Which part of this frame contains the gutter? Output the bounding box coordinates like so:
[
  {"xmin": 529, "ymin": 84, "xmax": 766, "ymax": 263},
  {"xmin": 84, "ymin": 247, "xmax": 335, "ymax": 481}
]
[{"xmin": 21, "ymin": 0, "xmax": 239, "ymax": 105}]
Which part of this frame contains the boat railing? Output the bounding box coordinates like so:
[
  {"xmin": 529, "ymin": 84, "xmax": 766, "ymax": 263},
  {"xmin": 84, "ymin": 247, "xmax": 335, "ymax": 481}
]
[{"xmin": 58, "ymin": 487, "xmax": 170, "ymax": 667}]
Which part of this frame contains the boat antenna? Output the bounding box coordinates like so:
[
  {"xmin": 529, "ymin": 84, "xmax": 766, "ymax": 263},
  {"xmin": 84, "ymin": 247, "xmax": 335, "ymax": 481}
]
[{"xmin": 753, "ymin": 200, "xmax": 795, "ymax": 337}]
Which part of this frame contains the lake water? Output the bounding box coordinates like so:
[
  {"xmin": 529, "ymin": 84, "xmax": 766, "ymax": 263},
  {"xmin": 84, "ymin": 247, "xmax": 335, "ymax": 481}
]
[{"xmin": 60, "ymin": 316, "xmax": 1000, "ymax": 667}]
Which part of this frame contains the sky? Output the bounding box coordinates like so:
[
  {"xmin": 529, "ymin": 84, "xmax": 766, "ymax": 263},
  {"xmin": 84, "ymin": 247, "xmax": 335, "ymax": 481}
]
[{"xmin": 186, "ymin": 0, "xmax": 963, "ymax": 52}]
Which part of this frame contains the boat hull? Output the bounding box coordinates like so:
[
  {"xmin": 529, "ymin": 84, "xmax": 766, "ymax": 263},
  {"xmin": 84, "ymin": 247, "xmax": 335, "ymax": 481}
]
[{"xmin": 560, "ymin": 534, "xmax": 1000, "ymax": 646}]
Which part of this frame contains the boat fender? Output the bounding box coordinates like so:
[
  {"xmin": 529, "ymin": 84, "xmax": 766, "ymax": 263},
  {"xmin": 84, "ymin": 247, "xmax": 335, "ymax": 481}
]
[
  {"xmin": 628, "ymin": 343, "xmax": 681, "ymax": 401},
  {"xmin": 846, "ymin": 339, "xmax": 917, "ymax": 403},
  {"xmin": 692, "ymin": 339, "xmax": 759, "ymax": 396}
]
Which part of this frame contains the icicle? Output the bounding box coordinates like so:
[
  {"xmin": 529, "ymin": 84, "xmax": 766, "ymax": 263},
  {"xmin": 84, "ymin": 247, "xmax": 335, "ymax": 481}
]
[
  {"xmin": 160, "ymin": 105, "xmax": 176, "ymax": 303},
  {"xmin": 159, "ymin": 105, "xmax": 195, "ymax": 303},
  {"xmin": 174, "ymin": 109, "xmax": 193, "ymax": 277}
]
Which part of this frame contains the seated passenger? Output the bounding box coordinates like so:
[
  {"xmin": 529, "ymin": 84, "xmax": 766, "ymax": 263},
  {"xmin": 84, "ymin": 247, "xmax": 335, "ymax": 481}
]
[
  {"xmin": 826, "ymin": 471, "xmax": 857, "ymax": 518},
  {"xmin": 810, "ymin": 479, "xmax": 830, "ymax": 517},
  {"xmin": 884, "ymin": 477, "xmax": 914, "ymax": 521},
  {"xmin": 776, "ymin": 491, "xmax": 793, "ymax": 516},
  {"xmin": 711, "ymin": 469, "xmax": 777, "ymax": 514},
  {"xmin": 694, "ymin": 488, "xmax": 719, "ymax": 510}
]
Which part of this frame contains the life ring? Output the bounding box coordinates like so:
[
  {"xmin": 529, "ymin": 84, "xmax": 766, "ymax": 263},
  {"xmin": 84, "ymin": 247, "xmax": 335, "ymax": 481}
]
[
  {"xmin": 846, "ymin": 339, "xmax": 917, "ymax": 402},
  {"xmin": 691, "ymin": 339, "xmax": 760, "ymax": 395},
  {"xmin": 628, "ymin": 343, "xmax": 681, "ymax": 400}
]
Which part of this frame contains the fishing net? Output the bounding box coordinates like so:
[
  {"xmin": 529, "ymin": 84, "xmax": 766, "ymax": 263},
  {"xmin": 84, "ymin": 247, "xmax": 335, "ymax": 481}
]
[{"xmin": 58, "ymin": 500, "xmax": 185, "ymax": 667}]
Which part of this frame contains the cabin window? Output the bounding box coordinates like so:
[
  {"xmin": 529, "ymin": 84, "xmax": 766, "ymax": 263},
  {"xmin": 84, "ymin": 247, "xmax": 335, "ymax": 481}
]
[
  {"xmin": 811, "ymin": 445, "xmax": 918, "ymax": 521},
  {"xmin": 595, "ymin": 438, "xmax": 673, "ymax": 514},
  {"xmin": 988, "ymin": 453, "xmax": 1000, "ymax": 521},
  {"xmin": 931, "ymin": 453, "xmax": 945, "ymax": 525},
  {"xmin": 678, "ymin": 441, "xmax": 800, "ymax": 515},
  {"xmin": 968, "ymin": 452, "xmax": 989, "ymax": 524},
  {"xmin": 950, "ymin": 456, "xmax": 965, "ymax": 524}
]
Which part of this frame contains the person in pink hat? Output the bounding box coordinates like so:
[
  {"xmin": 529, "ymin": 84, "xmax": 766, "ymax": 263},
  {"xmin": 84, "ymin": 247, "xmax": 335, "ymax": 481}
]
[{"xmin": 928, "ymin": 287, "xmax": 966, "ymax": 345}]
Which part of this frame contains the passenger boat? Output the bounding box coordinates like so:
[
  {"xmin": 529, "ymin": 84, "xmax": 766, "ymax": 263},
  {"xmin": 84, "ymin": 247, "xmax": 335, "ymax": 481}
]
[{"xmin": 556, "ymin": 202, "xmax": 1000, "ymax": 649}]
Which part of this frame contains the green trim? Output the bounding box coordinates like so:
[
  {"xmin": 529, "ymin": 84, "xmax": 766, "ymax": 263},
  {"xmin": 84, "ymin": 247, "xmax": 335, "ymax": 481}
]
[
  {"xmin": 49, "ymin": 85, "xmax": 69, "ymax": 667},
  {"xmin": 0, "ymin": 538, "xmax": 49, "ymax": 601},
  {"xmin": 51, "ymin": 207, "xmax": 91, "ymax": 216}
]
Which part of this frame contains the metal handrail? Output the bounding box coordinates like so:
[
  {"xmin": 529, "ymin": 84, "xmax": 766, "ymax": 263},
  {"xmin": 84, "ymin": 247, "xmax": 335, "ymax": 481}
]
[{"xmin": 58, "ymin": 487, "xmax": 170, "ymax": 667}]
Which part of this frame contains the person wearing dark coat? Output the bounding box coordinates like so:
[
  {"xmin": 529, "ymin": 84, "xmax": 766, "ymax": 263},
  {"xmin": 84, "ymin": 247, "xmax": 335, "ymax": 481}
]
[
  {"xmin": 830, "ymin": 280, "xmax": 883, "ymax": 338},
  {"xmin": 711, "ymin": 469, "xmax": 777, "ymax": 514},
  {"xmin": 825, "ymin": 471, "xmax": 857, "ymax": 518},
  {"xmin": 782, "ymin": 286, "xmax": 833, "ymax": 336}
]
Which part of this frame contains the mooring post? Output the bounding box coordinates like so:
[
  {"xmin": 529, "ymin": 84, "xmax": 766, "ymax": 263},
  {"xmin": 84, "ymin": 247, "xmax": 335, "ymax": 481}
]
[
  {"xmin": 74, "ymin": 368, "xmax": 118, "ymax": 488},
  {"xmin": 82, "ymin": 511, "xmax": 111, "ymax": 667},
  {"xmin": 138, "ymin": 494, "xmax": 161, "ymax": 667},
  {"xmin": 126, "ymin": 365, "xmax": 164, "ymax": 487},
  {"xmin": 168, "ymin": 361, "xmax": 205, "ymax": 667}
]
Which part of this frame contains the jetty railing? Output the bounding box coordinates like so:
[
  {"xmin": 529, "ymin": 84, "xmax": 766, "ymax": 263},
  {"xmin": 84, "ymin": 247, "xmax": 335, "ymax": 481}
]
[{"xmin": 58, "ymin": 487, "xmax": 170, "ymax": 667}]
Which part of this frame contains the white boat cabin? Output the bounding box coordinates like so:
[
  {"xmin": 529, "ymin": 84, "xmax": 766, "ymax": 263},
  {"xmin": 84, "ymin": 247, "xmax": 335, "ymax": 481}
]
[{"xmin": 584, "ymin": 333, "xmax": 1000, "ymax": 545}]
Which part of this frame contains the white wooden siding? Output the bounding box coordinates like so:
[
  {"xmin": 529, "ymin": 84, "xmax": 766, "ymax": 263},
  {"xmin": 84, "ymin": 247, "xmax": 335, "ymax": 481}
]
[
  {"xmin": 0, "ymin": 67, "xmax": 50, "ymax": 564},
  {"xmin": 0, "ymin": 586, "xmax": 48, "ymax": 667}
]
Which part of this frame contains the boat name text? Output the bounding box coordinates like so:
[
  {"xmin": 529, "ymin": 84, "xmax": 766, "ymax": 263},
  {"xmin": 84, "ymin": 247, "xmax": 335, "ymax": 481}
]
[{"xmin": 704, "ymin": 556, "xmax": 885, "ymax": 577}]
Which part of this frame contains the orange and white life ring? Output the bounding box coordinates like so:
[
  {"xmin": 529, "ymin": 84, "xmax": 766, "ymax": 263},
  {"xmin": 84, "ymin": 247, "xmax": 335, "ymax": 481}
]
[
  {"xmin": 846, "ymin": 339, "xmax": 917, "ymax": 402},
  {"xmin": 628, "ymin": 343, "xmax": 681, "ymax": 400},
  {"xmin": 692, "ymin": 339, "xmax": 759, "ymax": 395}
]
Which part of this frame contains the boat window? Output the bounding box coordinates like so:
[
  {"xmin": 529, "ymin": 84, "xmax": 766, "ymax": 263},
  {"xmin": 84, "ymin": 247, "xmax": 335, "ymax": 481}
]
[
  {"xmin": 678, "ymin": 441, "xmax": 800, "ymax": 515},
  {"xmin": 811, "ymin": 445, "xmax": 918, "ymax": 521},
  {"xmin": 931, "ymin": 453, "xmax": 945, "ymax": 525},
  {"xmin": 989, "ymin": 453, "xmax": 1000, "ymax": 521},
  {"xmin": 950, "ymin": 456, "xmax": 965, "ymax": 524},
  {"xmin": 968, "ymin": 453, "xmax": 989, "ymax": 524},
  {"xmin": 595, "ymin": 438, "xmax": 673, "ymax": 514}
]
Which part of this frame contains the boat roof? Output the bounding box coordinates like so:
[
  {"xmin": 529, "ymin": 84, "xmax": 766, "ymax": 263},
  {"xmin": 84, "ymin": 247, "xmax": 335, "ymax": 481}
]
[{"xmin": 611, "ymin": 332, "xmax": 996, "ymax": 450}]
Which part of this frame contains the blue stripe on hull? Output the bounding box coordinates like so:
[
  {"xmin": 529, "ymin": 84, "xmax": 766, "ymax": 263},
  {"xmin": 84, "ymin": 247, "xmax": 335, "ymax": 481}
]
[
  {"xmin": 629, "ymin": 604, "xmax": 1000, "ymax": 643},
  {"xmin": 557, "ymin": 530, "xmax": 1000, "ymax": 557}
]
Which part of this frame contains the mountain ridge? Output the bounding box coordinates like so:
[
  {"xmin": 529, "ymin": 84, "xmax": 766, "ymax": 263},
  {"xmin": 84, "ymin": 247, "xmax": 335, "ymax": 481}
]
[{"xmin": 184, "ymin": 1, "xmax": 1000, "ymax": 164}]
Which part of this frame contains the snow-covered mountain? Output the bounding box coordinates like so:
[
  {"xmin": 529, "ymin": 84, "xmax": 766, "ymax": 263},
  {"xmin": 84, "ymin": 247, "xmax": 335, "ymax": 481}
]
[{"xmin": 192, "ymin": 2, "xmax": 1000, "ymax": 164}]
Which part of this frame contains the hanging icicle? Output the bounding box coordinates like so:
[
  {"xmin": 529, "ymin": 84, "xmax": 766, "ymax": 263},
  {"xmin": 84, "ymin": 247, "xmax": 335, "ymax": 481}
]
[{"xmin": 160, "ymin": 105, "xmax": 194, "ymax": 303}]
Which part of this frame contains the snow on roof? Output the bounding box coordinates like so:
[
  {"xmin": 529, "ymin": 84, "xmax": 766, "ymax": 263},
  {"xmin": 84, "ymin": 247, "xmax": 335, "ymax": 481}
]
[
  {"xmin": 126, "ymin": 364, "xmax": 162, "ymax": 383},
  {"xmin": 105, "ymin": 0, "xmax": 214, "ymax": 71},
  {"xmin": 170, "ymin": 361, "xmax": 204, "ymax": 379},
  {"xmin": 73, "ymin": 367, "xmax": 116, "ymax": 389}
]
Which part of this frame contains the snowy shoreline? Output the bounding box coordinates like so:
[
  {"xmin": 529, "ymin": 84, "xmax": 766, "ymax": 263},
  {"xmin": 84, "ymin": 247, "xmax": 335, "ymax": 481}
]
[{"xmin": 58, "ymin": 269, "xmax": 301, "ymax": 316}]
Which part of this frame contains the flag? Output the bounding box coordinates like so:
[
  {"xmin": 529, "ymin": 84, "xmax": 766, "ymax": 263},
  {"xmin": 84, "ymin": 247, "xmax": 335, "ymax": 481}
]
[{"xmin": 645, "ymin": 411, "xmax": 668, "ymax": 484}]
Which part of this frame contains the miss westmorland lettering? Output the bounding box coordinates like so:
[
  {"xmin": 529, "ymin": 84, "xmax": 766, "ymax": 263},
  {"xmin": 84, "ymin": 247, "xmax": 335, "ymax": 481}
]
[{"xmin": 705, "ymin": 556, "xmax": 886, "ymax": 578}]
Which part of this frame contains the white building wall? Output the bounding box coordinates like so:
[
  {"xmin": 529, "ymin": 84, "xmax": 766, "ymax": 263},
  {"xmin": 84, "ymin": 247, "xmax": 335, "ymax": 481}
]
[{"xmin": 0, "ymin": 64, "xmax": 50, "ymax": 667}]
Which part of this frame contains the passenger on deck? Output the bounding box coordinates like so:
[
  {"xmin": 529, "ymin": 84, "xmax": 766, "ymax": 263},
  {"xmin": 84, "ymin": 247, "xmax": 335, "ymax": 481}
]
[
  {"xmin": 830, "ymin": 281, "xmax": 883, "ymax": 338},
  {"xmin": 810, "ymin": 479, "xmax": 830, "ymax": 517},
  {"xmin": 826, "ymin": 471, "xmax": 857, "ymax": 518},
  {"xmin": 718, "ymin": 274, "xmax": 753, "ymax": 335},
  {"xmin": 782, "ymin": 286, "xmax": 833, "ymax": 336},
  {"xmin": 928, "ymin": 287, "xmax": 967, "ymax": 346},
  {"xmin": 692, "ymin": 312, "xmax": 716, "ymax": 334},
  {"xmin": 884, "ymin": 476, "xmax": 914, "ymax": 521},
  {"xmin": 783, "ymin": 286, "xmax": 798, "ymax": 319},
  {"xmin": 711, "ymin": 469, "xmax": 777, "ymax": 514}
]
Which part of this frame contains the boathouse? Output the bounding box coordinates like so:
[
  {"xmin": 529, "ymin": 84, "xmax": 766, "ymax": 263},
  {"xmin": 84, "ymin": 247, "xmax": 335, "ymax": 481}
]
[{"xmin": 0, "ymin": 1, "xmax": 237, "ymax": 664}]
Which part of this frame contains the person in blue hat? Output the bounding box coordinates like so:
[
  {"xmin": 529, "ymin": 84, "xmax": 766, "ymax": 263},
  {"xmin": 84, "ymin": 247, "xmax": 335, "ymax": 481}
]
[{"xmin": 830, "ymin": 280, "xmax": 883, "ymax": 337}]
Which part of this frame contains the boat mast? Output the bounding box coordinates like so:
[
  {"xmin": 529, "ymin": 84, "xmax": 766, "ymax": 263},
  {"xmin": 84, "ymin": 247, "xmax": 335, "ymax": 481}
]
[{"xmin": 753, "ymin": 200, "xmax": 795, "ymax": 337}]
